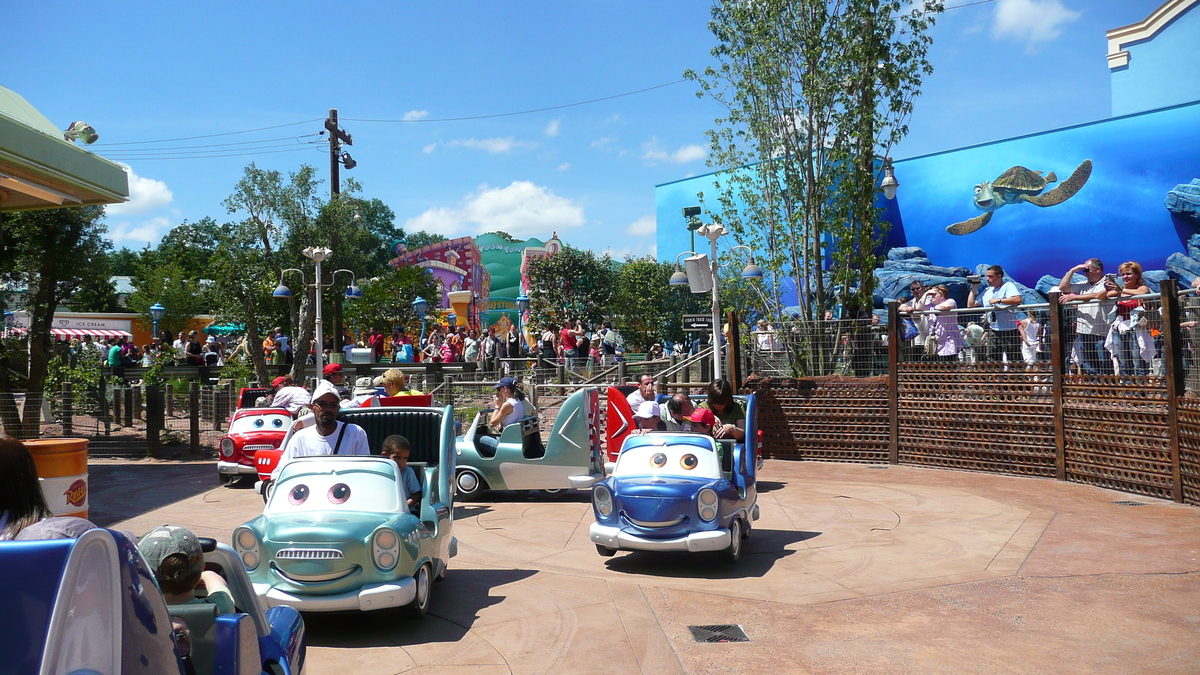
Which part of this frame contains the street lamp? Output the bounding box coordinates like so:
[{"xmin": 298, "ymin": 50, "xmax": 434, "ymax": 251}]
[
  {"xmin": 149, "ymin": 303, "xmax": 165, "ymax": 344},
  {"xmin": 413, "ymin": 296, "xmax": 429, "ymax": 349},
  {"xmin": 516, "ymin": 293, "xmax": 530, "ymax": 356},
  {"xmin": 272, "ymin": 247, "xmax": 360, "ymax": 376},
  {"xmin": 880, "ymin": 157, "xmax": 899, "ymax": 200},
  {"xmin": 669, "ymin": 227, "xmax": 762, "ymax": 381}
]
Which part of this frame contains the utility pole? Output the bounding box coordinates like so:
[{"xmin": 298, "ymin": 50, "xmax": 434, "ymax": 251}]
[{"xmin": 324, "ymin": 109, "xmax": 354, "ymax": 197}]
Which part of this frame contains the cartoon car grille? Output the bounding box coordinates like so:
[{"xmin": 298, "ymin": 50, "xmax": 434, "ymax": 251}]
[{"xmin": 276, "ymin": 548, "xmax": 345, "ymax": 560}]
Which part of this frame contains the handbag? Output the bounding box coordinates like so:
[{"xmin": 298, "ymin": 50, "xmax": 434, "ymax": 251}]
[
  {"xmin": 900, "ymin": 317, "xmax": 919, "ymax": 341},
  {"xmin": 925, "ymin": 331, "xmax": 939, "ymax": 357}
]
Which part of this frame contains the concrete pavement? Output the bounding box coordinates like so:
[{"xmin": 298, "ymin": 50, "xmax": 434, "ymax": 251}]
[{"xmin": 91, "ymin": 458, "xmax": 1200, "ymax": 674}]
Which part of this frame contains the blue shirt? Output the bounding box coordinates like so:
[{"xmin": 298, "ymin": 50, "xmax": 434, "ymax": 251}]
[
  {"xmin": 980, "ymin": 281, "xmax": 1021, "ymax": 331},
  {"xmin": 400, "ymin": 466, "xmax": 421, "ymax": 502}
]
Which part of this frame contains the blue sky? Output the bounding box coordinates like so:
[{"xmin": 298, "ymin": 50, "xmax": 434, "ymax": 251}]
[{"xmin": 4, "ymin": 0, "xmax": 1165, "ymax": 260}]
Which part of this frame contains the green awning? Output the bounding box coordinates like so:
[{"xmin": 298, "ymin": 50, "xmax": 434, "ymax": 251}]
[
  {"xmin": 0, "ymin": 86, "xmax": 129, "ymax": 212},
  {"xmin": 204, "ymin": 322, "xmax": 246, "ymax": 336}
]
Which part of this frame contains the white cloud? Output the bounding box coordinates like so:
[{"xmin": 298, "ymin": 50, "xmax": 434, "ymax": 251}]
[
  {"xmin": 992, "ymin": 0, "xmax": 1080, "ymax": 51},
  {"xmin": 544, "ymin": 119, "xmax": 561, "ymax": 137},
  {"xmin": 626, "ymin": 215, "xmax": 656, "ymax": 236},
  {"xmin": 403, "ymin": 110, "xmax": 430, "ymax": 121},
  {"xmin": 640, "ymin": 137, "xmax": 707, "ymax": 164},
  {"xmin": 557, "ymin": 163, "xmax": 571, "ymax": 171},
  {"xmin": 105, "ymin": 165, "xmax": 172, "ymax": 215},
  {"xmin": 108, "ymin": 216, "xmax": 173, "ymax": 247},
  {"xmin": 443, "ymin": 137, "xmax": 536, "ymax": 154},
  {"xmin": 423, "ymin": 143, "xmax": 437, "ymax": 154},
  {"xmin": 403, "ymin": 181, "xmax": 585, "ymax": 239},
  {"xmin": 591, "ymin": 136, "xmax": 617, "ymax": 149}
]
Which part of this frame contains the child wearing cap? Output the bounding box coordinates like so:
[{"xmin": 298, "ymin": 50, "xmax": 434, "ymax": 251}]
[
  {"xmin": 138, "ymin": 525, "xmax": 235, "ymax": 615},
  {"xmin": 686, "ymin": 407, "xmax": 717, "ymax": 436},
  {"xmin": 633, "ymin": 401, "xmax": 664, "ymax": 433},
  {"xmin": 380, "ymin": 435, "xmax": 422, "ymax": 509}
]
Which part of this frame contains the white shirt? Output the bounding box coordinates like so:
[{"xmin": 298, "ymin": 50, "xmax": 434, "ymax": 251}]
[
  {"xmin": 271, "ymin": 386, "xmax": 312, "ymax": 416},
  {"xmin": 627, "ymin": 390, "xmax": 647, "ymax": 409},
  {"xmin": 1068, "ymin": 279, "xmax": 1113, "ymax": 336},
  {"xmin": 272, "ymin": 421, "xmax": 371, "ymax": 480}
]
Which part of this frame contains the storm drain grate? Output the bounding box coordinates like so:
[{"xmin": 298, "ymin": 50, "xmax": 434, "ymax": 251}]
[
  {"xmin": 1112, "ymin": 500, "xmax": 1147, "ymax": 507},
  {"xmin": 688, "ymin": 625, "xmax": 750, "ymax": 643}
]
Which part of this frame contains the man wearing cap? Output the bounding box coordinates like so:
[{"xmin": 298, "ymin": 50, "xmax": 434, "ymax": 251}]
[
  {"xmin": 274, "ymin": 381, "xmax": 370, "ymax": 475},
  {"xmin": 138, "ymin": 524, "xmax": 235, "ymax": 615},
  {"xmin": 323, "ymin": 362, "xmax": 350, "ymax": 398},
  {"xmin": 269, "ymin": 375, "xmax": 311, "ymax": 417},
  {"xmin": 660, "ymin": 393, "xmax": 695, "ymax": 432},
  {"xmin": 633, "ymin": 401, "xmax": 664, "ymax": 433}
]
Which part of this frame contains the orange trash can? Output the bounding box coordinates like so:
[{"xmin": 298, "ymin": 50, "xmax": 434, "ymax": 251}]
[{"xmin": 26, "ymin": 438, "xmax": 89, "ymax": 519}]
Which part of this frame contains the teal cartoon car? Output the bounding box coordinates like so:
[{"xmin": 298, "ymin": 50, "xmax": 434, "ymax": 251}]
[
  {"xmin": 237, "ymin": 405, "xmax": 457, "ymax": 616},
  {"xmin": 454, "ymin": 386, "xmax": 604, "ymax": 498}
]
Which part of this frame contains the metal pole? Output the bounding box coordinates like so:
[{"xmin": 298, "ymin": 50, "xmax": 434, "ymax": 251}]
[
  {"xmin": 709, "ymin": 235, "xmax": 722, "ymax": 382},
  {"xmin": 314, "ymin": 259, "xmax": 324, "ymax": 378},
  {"xmin": 328, "ymin": 109, "xmax": 340, "ymax": 197}
]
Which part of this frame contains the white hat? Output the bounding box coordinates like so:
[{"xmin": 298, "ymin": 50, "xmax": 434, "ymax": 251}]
[
  {"xmin": 634, "ymin": 401, "xmax": 660, "ymax": 419},
  {"xmin": 353, "ymin": 376, "xmax": 375, "ymax": 396},
  {"xmin": 312, "ymin": 379, "xmax": 341, "ymax": 403}
]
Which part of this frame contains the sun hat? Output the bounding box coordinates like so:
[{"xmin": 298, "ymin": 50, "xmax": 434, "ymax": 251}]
[
  {"xmin": 686, "ymin": 407, "xmax": 717, "ymax": 427},
  {"xmin": 323, "ymin": 363, "xmax": 343, "ymax": 375},
  {"xmin": 271, "ymin": 375, "xmax": 288, "ymax": 388},
  {"xmin": 634, "ymin": 401, "xmax": 661, "ymax": 419},
  {"xmin": 138, "ymin": 525, "xmax": 204, "ymax": 578},
  {"xmin": 493, "ymin": 376, "xmax": 516, "ymax": 390},
  {"xmin": 353, "ymin": 376, "xmax": 375, "ymax": 396}
]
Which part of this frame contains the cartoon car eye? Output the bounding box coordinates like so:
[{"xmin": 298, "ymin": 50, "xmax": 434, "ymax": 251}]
[
  {"xmin": 288, "ymin": 484, "xmax": 310, "ymax": 505},
  {"xmin": 650, "ymin": 452, "xmax": 667, "ymax": 468},
  {"xmin": 272, "ymin": 418, "xmax": 284, "ymax": 428},
  {"xmin": 679, "ymin": 454, "xmax": 699, "ymax": 470},
  {"xmin": 328, "ymin": 483, "xmax": 352, "ymax": 504},
  {"xmin": 254, "ymin": 419, "xmax": 265, "ymax": 428}
]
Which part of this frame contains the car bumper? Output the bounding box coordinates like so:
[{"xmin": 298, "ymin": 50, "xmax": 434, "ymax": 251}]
[
  {"xmin": 589, "ymin": 522, "xmax": 730, "ymax": 552},
  {"xmin": 218, "ymin": 460, "xmax": 258, "ymax": 475},
  {"xmin": 255, "ymin": 576, "xmax": 416, "ymax": 612}
]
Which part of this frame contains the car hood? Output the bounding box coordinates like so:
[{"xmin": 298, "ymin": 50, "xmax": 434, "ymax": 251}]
[
  {"xmin": 611, "ymin": 475, "xmax": 720, "ymax": 496},
  {"xmin": 262, "ymin": 512, "xmax": 398, "ymax": 544},
  {"xmin": 230, "ymin": 430, "xmax": 286, "ymax": 444}
]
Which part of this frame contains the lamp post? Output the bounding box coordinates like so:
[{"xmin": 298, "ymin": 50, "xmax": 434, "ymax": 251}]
[
  {"xmin": 273, "ymin": 247, "xmax": 360, "ymax": 376},
  {"xmin": 149, "ymin": 303, "xmax": 165, "ymax": 345},
  {"xmin": 669, "ymin": 229, "xmax": 762, "ymax": 382},
  {"xmin": 413, "ymin": 296, "xmax": 429, "ymax": 350},
  {"xmin": 516, "ymin": 293, "xmax": 530, "ymax": 356},
  {"xmin": 880, "ymin": 157, "xmax": 899, "ymax": 200}
]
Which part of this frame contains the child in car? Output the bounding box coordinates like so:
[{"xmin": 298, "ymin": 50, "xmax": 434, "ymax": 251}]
[
  {"xmin": 381, "ymin": 434, "xmax": 422, "ymax": 509},
  {"xmin": 138, "ymin": 525, "xmax": 235, "ymax": 615}
]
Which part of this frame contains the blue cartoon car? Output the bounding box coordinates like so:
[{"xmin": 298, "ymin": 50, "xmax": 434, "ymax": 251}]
[
  {"xmin": 0, "ymin": 527, "xmax": 306, "ymax": 675},
  {"xmin": 589, "ymin": 431, "xmax": 759, "ymax": 563},
  {"xmin": 238, "ymin": 404, "xmax": 458, "ymax": 615}
]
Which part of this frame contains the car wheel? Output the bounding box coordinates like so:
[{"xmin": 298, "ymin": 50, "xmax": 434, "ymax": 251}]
[
  {"xmin": 455, "ymin": 470, "xmax": 485, "ymax": 499},
  {"xmin": 595, "ymin": 544, "xmax": 617, "ymax": 557},
  {"xmin": 540, "ymin": 488, "xmax": 565, "ymax": 496},
  {"xmin": 260, "ymin": 479, "xmax": 274, "ymax": 504},
  {"xmin": 721, "ymin": 519, "xmax": 743, "ymax": 564},
  {"xmin": 406, "ymin": 562, "xmax": 432, "ymax": 620},
  {"xmin": 435, "ymin": 561, "xmax": 448, "ymax": 582}
]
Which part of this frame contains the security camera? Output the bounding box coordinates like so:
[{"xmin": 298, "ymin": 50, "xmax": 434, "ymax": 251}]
[{"xmin": 682, "ymin": 206, "xmax": 701, "ymax": 218}]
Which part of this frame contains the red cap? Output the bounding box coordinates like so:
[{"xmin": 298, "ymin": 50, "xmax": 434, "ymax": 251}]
[
  {"xmin": 687, "ymin": 407, "xmax": 717, "ymax": 426},
  {"xmin": 322, "ymin": 363, "xmax": 343, "ymax": 375},
  {"xmin": 271, "ymin": 376, "xmax": 288, "ymax": 388}
]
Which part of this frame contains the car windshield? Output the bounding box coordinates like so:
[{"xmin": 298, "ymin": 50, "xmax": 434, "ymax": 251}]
[
  {"xmin": 268, "ymin": 462, "xmax": 401, "ymax": 514},
  {"xmin": 229, "ymin": 412, "xmax": 290, "ymax": 434},
  {"xmin": 613, "ymin": 438, "xmax": 721, "ymax": 480}
]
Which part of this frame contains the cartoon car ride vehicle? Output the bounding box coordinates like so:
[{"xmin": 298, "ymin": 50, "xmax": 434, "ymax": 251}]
[
  {"xmin": 218, "ymin": 408, "xmax": 292, "ymax": 484},
  {"xmin": 0, "ymin": 527, "xmax": 306, "ymax": 675},
  {"xmin": 604, "ymin": 386, "xmax": 762, "ymax": 469},
  {"xmin": 454, "ymin": 386, "xmax": 604, "ymax": 498},
  {"xmin": 589, "ymin": 432, "xmax": 759, "ymax": 564},
  {"xmin": 238, "ymin": 404, "xmax": 457, "ymax": 615}
]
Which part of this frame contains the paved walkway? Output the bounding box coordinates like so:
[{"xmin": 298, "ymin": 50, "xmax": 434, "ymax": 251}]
[{"xmin": 93, "ymin": 458, "xmax": 1200, "ymax": 674}]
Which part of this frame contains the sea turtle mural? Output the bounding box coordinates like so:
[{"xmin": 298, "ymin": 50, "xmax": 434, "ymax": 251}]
[{"xmin": 946, "ymin": 159, "xmax": 1093, "ymax": 235}]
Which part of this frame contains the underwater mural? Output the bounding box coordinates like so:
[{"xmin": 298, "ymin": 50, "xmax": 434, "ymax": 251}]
[{"xmin": 947, "ymin": 159, "xmax": 1093, "ymax": 235}]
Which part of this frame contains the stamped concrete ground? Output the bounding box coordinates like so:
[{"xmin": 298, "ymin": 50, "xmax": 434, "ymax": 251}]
[{"xmin": 92, "ymin": 458, "xmax": 1200, "ymax": 674}]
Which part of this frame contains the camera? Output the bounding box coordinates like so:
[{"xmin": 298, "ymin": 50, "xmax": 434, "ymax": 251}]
[
  {"xmin": 682, "ymin": 206, "xmax": 702, "ymax": 218},
  {"xmin": 1105, "ymin": 273, "xmax": 1118, "ymax": 284},
  {"xmin": 966, "ymin": 274, "xmax": 982, "ymax": 284}
]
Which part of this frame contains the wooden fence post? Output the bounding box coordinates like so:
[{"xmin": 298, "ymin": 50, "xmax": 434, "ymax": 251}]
[
  {"xmin": 887, "ymin": 300, "xmax": 900, "ymax": 465},
  {"xmin": 189, "ymin": 380, "xmax": 200, "ymax": 455},
  {"xmin": 61, "ymin": 382, "xmax": 73, "ymax": 436},
  {"xmin": 1160, "ymin": 280, "xmax": 1185, "ymax": 503},
  {"xmin": 1048, "ymin": 289, "xmax": 1067, "ymax": 481},
  {"xmin": 147, "ymin": 384, "xmax": 161, "ymax": 458},
  {"xmin": 132, "ymin": 386, "xmax": 142, "ymax": 422}
]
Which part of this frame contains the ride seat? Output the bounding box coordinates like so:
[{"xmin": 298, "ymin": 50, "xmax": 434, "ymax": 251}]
[
  {"xmin": 170, "ymin": 602, "xmax": 220, "ymax": 675},
  {"xmin": 520, "ymin": 416, "xmax": 545, "ymax": 459},
  {"xmin": 337, "ymin": 408, "xmax": 443, "ymax": 464}
]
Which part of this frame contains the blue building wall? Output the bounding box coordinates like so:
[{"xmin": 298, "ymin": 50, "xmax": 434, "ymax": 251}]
[{"xmin": 1111, "ymin": 1, "xmax": 1200, "ymax": 116}]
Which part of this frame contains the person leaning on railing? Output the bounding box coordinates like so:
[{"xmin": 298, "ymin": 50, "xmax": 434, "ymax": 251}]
[
  {"xmin": 968, "ymin": 265, "xmax": 1022, "ymax": 364},
  {"xmin": 919, "ymin": 285, "xmax": 965, "ymax": 362},
  {"xmin": 1108, "ymin": 261, "xmax": 1151, "ymax": 377},
  {"xmin": 898, "ymin": 279, "xmax": 931, "ymax": 363},
  {"xmin": 1057, "ymin": 259, "xmax": 1115, "ymax": 375}
]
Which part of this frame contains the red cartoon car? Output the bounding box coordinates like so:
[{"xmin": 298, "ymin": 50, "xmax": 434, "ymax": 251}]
[{"xmin": 217, "ymin": 408, "xmax": 292, "ymax": 483}]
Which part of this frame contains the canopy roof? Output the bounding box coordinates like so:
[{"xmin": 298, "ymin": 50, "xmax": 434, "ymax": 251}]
[{"xmin": 0, "ymin": 86, "xmax": 128, "ymax": 212}]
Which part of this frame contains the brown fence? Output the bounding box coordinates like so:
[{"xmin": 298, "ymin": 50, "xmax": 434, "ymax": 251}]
[{"xmin": 744, "ymin": 281, "xmax": 1200, "ymax": 507}]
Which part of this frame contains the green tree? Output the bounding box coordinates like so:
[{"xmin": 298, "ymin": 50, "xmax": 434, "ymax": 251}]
[
  {"xmin": 611, "ymin": 256, "xmax": 707, "ymax": 351},
  {"xmin": 109, "ymin": 246, "xmax": 144, "ymax": 276},
  {"xmin": 0, "ymin": 206, "xmax": 112, "ymax": 437},
  {"xmin": 69, "ymin": 249, "xmax": 120, "ymax": 312},
  {"xmin": 483, "ymin": 231, "xmax": 521, "ymax": 243},
  {"xmin": 127, "ymin": 262, "xmax": 213, "ymax": 338},
  {"xmin": 686, "ymin": 0, "xmax": 941, "ymax": 321},
  {"xmin": 405, "ymin": 230, "xmax": 448, "ymax": 251},
  {"xmin": 342, "ymin": 265, "xmax": 439, "ymax": 338},
  {"xmin": 525, "ymin": 246, "xmax": 616, "ymax": 332}
]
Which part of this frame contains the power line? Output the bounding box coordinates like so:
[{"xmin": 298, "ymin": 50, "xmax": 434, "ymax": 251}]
[
  {"xmin": 94, "ymin": 119, "xmax": 324, "ymax": 146},
  {"xmin": 98, "ymin": 133, "xmax": 325, "ymax": 154},
  {"xmin": 945, "ymin": 0, "xmax": 995, "ymax": 10},
  {"xmin": 106, "ymin": 138, "xmax": 325, "ymax": 157},
  {"xmin": 102, "ymin": 146, "xmax": 326, "ymax": 161},
  {"xmin": 344, "ymin": 80, "xmax": 688, "ymax": 123}
]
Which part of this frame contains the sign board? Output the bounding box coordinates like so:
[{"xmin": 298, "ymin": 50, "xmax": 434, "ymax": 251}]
[{"xmin": 682, "ymin": 314, "xmax": 714, "ymax": 332}]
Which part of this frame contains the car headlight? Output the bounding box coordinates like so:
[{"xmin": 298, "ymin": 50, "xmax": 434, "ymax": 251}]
[
  {"xmin": 593, "ymin": 484, "xmax": 613, "ymax": 518},
  {"xmin": 372, "ymin": 528, "xmax": 400, "ymax": 570},
  {"xmin": 697, "ymin": 488, "xmax": 718, "ymax": 522},
  {"xmin": 220, "ymin": 438, "xmax": 236, "ymax": 458},
  {"xmin": 234, "ymin": 527, "xmax": 260, "ymax": 570}
]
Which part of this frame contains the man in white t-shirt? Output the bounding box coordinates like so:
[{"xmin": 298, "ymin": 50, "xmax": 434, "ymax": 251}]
[
  {"xmin": 272, "ymin": 381, "xmax": 370, "ymax": 480},
  {"xmin": 1057, "ymin": 258, "xmax": 1115, "ymax": 375},
  {"xmin": 626, "ymin": 374, "xmax": 655, "ymax": 409}
]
